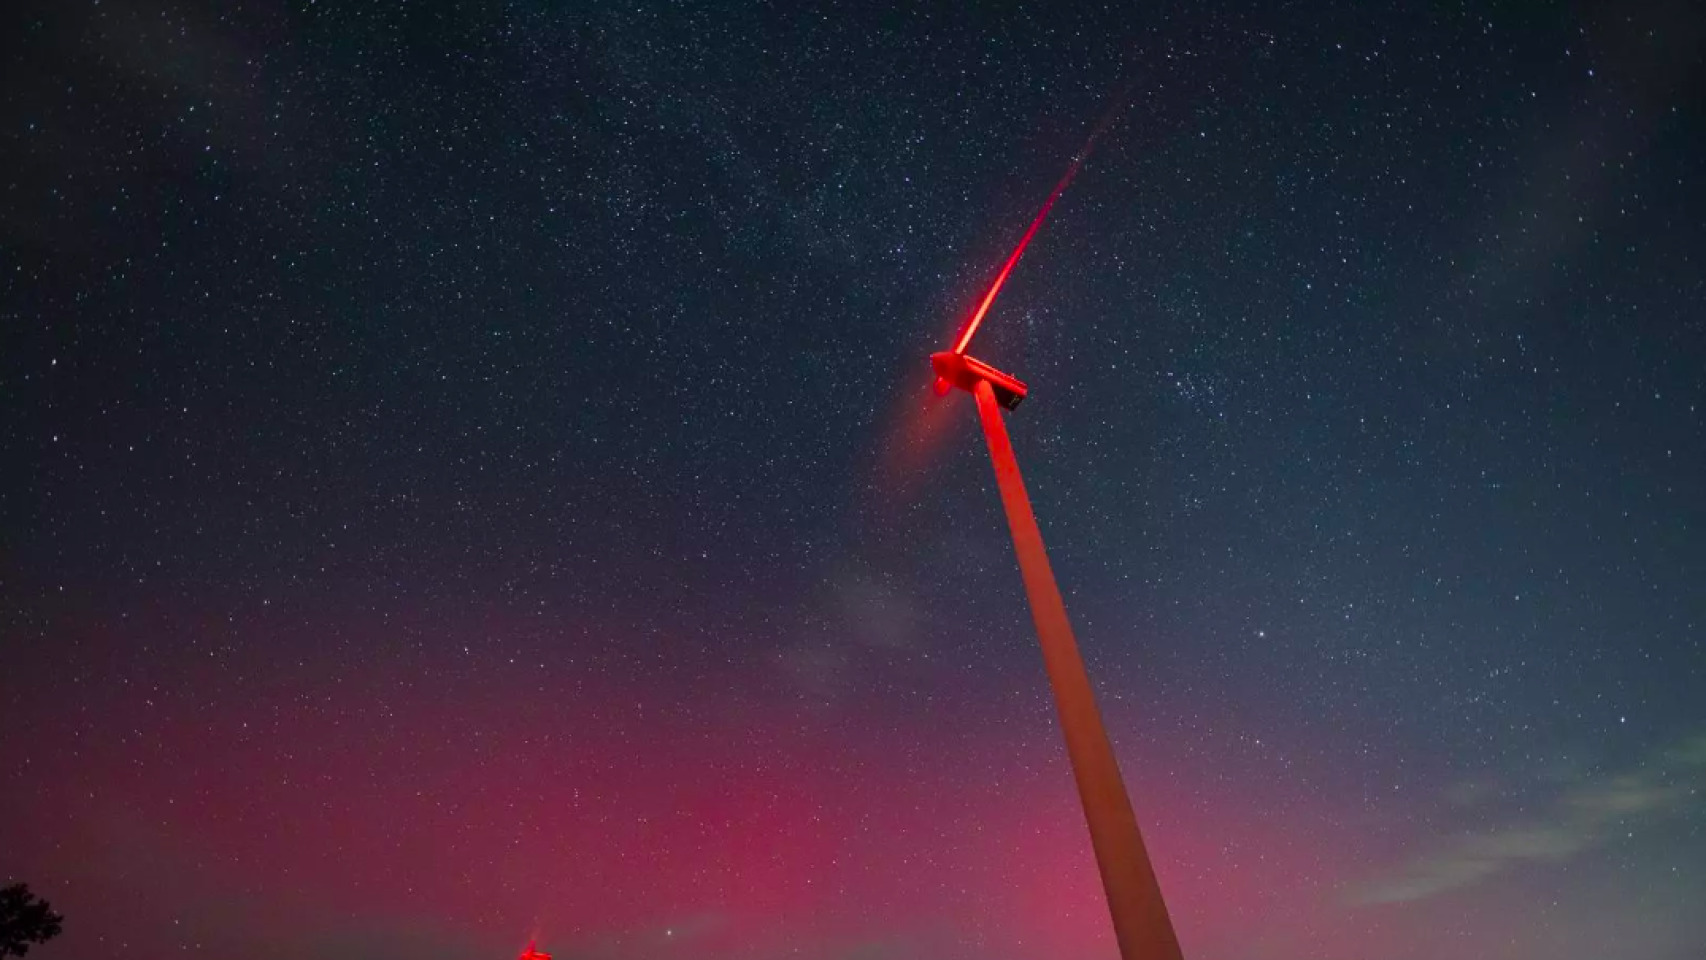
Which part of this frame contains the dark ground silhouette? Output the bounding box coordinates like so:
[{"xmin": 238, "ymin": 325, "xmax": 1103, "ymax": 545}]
[{"xmin": 0, "ymin": 884, "xmax": 62, "ymax": 958}]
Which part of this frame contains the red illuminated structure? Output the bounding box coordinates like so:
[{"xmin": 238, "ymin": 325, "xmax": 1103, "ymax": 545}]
[
  {"xmin": 518, "ymin": 941, "xmax": 552, "ymax": 960},
  {"xmin": 930, "ymin": 156, "xmax": 1184, "ymax": 959}
]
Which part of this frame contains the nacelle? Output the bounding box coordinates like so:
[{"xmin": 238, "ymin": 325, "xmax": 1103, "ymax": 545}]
[{"xmin": 930, "ymin": 351, "xmax": 1029, "ymax": 411}]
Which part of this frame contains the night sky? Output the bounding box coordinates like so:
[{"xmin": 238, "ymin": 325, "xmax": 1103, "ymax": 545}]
[{"xmin": 4, "ymin": 1, "xmax": 1704, "ymax": 958}]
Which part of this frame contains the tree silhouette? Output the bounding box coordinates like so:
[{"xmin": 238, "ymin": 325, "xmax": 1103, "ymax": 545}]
[{"xmin": 0, "ymin": 884, "xmax": 62, "ymax": 958}]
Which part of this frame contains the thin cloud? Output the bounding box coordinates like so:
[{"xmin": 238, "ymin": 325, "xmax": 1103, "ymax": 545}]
[{"xmin": 1348, "ymin": 729, "xmax": 1706, "ymax": 906}]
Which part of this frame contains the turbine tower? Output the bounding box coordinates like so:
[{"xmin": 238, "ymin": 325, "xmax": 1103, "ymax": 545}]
[{"xmin": 928, "ymin": 151, "xmax": 1184, "ymax": 960}]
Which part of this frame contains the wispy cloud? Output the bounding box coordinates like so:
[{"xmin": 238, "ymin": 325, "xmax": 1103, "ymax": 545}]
[
  {"xmin": 1348, "ymin": 729, "xmax": 1706, "ymax": 905},
  {"xmin": 772, "ymin": 570, "xmax": 950, "ymax": 701}
]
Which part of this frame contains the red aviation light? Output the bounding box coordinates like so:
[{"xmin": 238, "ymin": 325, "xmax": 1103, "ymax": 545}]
[
  {"xmin": 518, "ymin": 941, "xmax": 553, "ymax": 960},
  {"xmin": 931, "ymin": 351, "xmax": 1028, "ymax": 411}
]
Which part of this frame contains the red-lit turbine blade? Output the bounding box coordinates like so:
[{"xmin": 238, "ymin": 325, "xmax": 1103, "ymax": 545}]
[
  {"xmin": 949, "ymin": 157, "xmax": 1084, "ymax": 356},
  {"xmin": 948, "ymin": 82, "xmax": 1134, "ymax": 357}
]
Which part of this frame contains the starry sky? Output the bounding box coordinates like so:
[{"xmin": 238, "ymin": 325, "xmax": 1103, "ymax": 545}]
[{"xmin": 3, "ymin": 1, "xmax": 1704, "ymax": 958}]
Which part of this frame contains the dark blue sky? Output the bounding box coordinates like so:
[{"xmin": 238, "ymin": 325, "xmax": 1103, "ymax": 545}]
[{"xmin": 3, "ymin": 2, "xmax": 1703, "ymax": 958}]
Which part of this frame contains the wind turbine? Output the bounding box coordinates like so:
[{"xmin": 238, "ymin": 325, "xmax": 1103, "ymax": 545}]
[{"xmin": 927, "ymin": 118, "xmax": 1185, "ymax": 960}]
